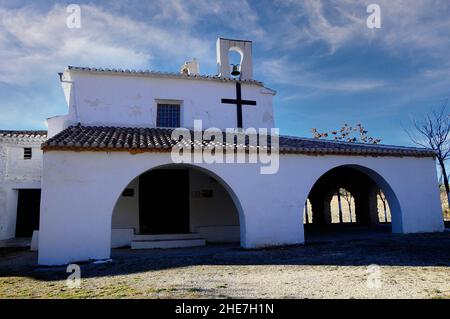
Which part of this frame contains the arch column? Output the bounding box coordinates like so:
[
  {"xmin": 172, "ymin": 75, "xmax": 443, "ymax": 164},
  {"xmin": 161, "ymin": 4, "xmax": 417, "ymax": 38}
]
[
  {"xmin": 308, "ymin": 188, "xmax": 334, "ymax": 226},
  {"xmin": 39, "ymin": 188, "xmax": 113, "ymax": 265},
  {"xmin": 309, "ymin": 195, "xmax": 325, "ymax": 226},
  {"xmin": 323, "ymin": 192, "xmax": 333, "ymax": 224},
  {"xmin": 368, "ymin": 186, "xmax": 380, "ymax": 225},
  {"xmin": 209, "ymin": 163, "xmax": 304, "ymax": 248}
]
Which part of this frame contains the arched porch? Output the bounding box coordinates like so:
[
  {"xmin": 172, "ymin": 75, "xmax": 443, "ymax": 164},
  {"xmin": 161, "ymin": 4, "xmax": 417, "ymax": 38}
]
[
  {"xmin": 302, "ymin": 165, "xmax": 402, "ymax": 241},
  {"xmin": 37, "ymin": 150, "xmax": 443, "ymax": 265},
  {"xmin": 111, "ymin": 164, "xmax": 243, "ymax": 249}
]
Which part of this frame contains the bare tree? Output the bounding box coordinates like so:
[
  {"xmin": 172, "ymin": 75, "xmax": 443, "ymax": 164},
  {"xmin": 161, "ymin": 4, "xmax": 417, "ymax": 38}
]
[
  {"xmin": 339, "ymin": 188, "xmax": 354, "ymax": 222},
  {"xmin": 405, "ymin": 101, "xmax": 450, "ymax": 207},
  {"xmin": 312, "ymin": 123, "xmax": 381, "ymax": 144}
]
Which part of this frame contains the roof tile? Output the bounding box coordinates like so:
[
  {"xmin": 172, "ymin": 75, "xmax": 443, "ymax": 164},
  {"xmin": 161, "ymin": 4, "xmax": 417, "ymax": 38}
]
[
  {"xmin": 41, "ymin": 125, "xmax": 436, "ymax": 157},
  {"xmin": 67, "ymin": 66, "xmax": 266, "ymax": 87}
]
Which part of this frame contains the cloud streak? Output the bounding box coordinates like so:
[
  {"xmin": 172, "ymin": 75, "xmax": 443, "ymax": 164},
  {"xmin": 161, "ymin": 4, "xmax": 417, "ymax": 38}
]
[{"xmin": 260, "ymin": 57, "xmax": 386, "ymax": 93}]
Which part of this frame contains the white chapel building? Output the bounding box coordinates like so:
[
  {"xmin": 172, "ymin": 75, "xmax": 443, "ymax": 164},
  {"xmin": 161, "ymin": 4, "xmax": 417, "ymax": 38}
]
[{"xmin": 0, "ymin": 38, "xmax": 445, "ymax": 265}]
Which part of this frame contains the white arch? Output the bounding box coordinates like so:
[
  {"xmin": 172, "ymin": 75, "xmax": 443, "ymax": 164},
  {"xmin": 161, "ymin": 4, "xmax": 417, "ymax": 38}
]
[
  {"xmin": 110, "ymin": 163, "xmax": 246, "ymax": 246},
  {"xmin": 302, "ymin": 164, "xmax": 403, "ymax": 233}
]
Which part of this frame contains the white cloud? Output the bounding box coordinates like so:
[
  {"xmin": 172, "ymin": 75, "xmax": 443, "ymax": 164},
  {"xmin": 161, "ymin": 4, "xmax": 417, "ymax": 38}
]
[
  {"xmin": 0, "ymin": 1, "xmax": 270, "ymax": 86},
  {"xmin": 0, "ymin": 3, "xmax": 217, "ymax": 85},
  {"xmin": 268, "ymin": 0, "xmax": 366, "ymax": 53},
  {"xmin": 260, "ymin": 57, "xmax": 385, "ymax": 93},
  {"xmin": 269, "ymin": 0, "xmax": 450, "ymax": 58},
  {"xmin": 0, "ymin": 0, "xmax": 449, "ymax": 135}
]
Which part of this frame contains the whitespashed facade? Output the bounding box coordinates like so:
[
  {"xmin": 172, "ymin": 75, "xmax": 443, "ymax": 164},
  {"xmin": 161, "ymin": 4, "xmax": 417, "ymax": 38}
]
[{"xmin": 0, "ymin": 131, "xmax": 46, "ymax": 241}]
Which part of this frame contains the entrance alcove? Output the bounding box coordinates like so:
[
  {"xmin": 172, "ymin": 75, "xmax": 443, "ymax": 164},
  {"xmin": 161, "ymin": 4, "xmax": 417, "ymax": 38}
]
[{"xmin": 111, "ymin": 165, "xmax": 241, "ymax": 249}]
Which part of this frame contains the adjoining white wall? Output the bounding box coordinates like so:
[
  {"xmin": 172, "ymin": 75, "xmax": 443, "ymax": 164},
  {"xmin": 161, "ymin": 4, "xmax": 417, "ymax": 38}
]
[
  {"xmin": 0, "ymin": 188, "xmax": 18, "ymax": 239},
  {"xmin": 5, "ymin": 146, "xmax": 43, "ymax": 182},
  {"xmin": 38, "ymin": 151, "xmax": 444, "ymax": 265},
  {"xmin": 0, "ymin": 139, "xmax": 44, "ymax": 240},
  {"xmin": 56, "ymin": 71, "xmax": 275, "ymax": 133}
]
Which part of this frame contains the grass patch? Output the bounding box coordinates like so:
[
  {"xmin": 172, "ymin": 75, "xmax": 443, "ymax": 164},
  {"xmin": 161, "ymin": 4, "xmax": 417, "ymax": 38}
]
[
  {"xmin": 187, "ymin": 287, "xmax": 202, "ymax": 292},
  {"xmin": 215, "ymin": 284, "xmax": 227, "ymax": 289}
]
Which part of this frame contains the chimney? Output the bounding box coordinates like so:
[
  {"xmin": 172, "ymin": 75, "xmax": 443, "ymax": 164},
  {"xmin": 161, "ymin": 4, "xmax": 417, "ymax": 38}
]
[{"xmin": 180, "ymin": 58, "xmax": 200, "ymax": 75}]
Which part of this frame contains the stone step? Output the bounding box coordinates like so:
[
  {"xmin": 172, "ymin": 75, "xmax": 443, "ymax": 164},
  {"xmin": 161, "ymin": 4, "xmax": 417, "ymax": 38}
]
[
  {"xmin": 133, "ymin": 233, "xmax": 202, "ymax": 241},
  {"xmin": 131, "ymin": 238, "xmax": 206, "ymax": 249}
]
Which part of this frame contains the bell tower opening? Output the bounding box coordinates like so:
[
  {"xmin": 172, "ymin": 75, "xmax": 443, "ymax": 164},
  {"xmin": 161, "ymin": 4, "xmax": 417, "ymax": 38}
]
[
  {"xmin": 229, "ymin": 48, "xmax": 243, "ymax": 78},
  {"xmin": 216, "ymin": 37, "xmax": 253, "ymax": 80}
]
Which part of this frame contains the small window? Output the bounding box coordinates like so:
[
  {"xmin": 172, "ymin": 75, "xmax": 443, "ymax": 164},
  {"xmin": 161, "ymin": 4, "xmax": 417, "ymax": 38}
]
[
  {"xmin": 24, "ymin": 148, "xmax": 32, "ymax": 160},
  {"xmin": 156, "ymin": 104, "xmax": 180, "ymax": 128},
  {"xmin": 122, "ymin": 188, "xmax": 134, "ymax": 197}
]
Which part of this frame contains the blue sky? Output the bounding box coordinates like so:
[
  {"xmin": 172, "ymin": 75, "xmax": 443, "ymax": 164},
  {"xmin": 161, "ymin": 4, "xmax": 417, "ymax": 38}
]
[{"xmin": 0, "ymin": 0, "xmax": 449, "ymax": 147}]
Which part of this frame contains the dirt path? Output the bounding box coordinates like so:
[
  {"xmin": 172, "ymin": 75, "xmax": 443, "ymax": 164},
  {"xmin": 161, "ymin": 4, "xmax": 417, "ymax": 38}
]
[{"xmin": 0, "ymin": 232, "xmax": 449, "ymax": 299}]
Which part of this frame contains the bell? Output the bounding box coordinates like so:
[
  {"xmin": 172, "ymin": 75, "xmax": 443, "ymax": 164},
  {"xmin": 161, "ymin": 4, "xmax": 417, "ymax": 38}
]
[{"xmin": 231, "ymin": 64, "xmax": 240, "ymax": 77}]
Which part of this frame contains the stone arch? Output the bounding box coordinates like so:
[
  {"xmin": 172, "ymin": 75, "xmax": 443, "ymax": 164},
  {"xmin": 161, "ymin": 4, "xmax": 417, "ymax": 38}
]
[
  {"xmin": 110, "ymin": 163, "xmax": 246, "ymax": 247},
  {"xmin": 304, "ymin": 164, "xmax": 403, "ymax": 233}
]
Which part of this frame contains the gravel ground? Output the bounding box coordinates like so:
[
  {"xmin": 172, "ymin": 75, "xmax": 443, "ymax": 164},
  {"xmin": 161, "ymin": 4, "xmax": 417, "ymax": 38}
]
[{"xmin": 0, "ymin": 232, "xmax": 449, "ymax": 299}]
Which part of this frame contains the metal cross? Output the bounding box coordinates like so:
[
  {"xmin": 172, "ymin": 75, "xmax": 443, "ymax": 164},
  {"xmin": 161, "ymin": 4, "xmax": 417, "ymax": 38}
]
[{"xmin": 221, "ymin": 82, "xmax": 257, "ymax": 128}]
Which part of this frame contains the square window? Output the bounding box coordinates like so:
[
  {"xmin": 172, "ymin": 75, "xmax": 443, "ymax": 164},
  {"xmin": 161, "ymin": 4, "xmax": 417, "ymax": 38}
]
[
  {"xmin": 156, "ymin": 104, "xmax": 180, "ymax": 128},
  {"xmin": 24, "ymin": 148, "xmax": 32, "ymax": 160}
]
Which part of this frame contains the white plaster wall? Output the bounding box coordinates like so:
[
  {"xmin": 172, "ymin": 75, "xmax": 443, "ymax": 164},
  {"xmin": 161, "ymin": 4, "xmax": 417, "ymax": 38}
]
[
  {"xmin": 47, "ymin": 116, "xmax": 75, "ymax": 139},
  {"xmin": 0, "ymin": 188, "xmax": 18, "ymax": 239},
  {"xmin": 0, "ymin": 143, "xmax": 7, "ymax": 239},
  {"xmin": 58, "ymin": 71, "xmax": 275, "ymax": 132},
  {"xmin": 189, "ymin": 169, "xmax": 239, "ymax": 243},
  {"xmin": 38, "ymin": 151, "xmax": 444, "ymax": 265},
  {"xmin": 0, "ymin": 141, "xmax": 44, "ymax": 183},
  {"xmin": 5, "ymin": 146, "xmax": 43, "ymax": 182},
  {"xmin": 0, "ymin": 142, "xmax": 6, "ymax": 182},
  {"xmin": 0, "ymin": 140, "xmax": 44, "ymax": 240},
  {"xmin": 111, "ymin": 177, "xmax": 139, "ymax": 232}
]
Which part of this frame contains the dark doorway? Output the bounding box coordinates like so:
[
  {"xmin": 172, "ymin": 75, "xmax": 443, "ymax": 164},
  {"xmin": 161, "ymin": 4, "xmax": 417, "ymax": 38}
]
[
  {"xmin": 139, "ymin": 169, "xmax": 190, "ymax": 234},
  {"xmin": 15, "ymin": 189, "xmax": 41, "ymax": 238}
]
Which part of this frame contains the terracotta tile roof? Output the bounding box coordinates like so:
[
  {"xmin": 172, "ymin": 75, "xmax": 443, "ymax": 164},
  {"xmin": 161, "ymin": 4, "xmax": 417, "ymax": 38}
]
[
  {"xmin": 67, "ymin": 66, "xmax": 266, "ymax": 87},
  {"xmin": 0, "ymin": 130, "xmax": 47, "ymax": 139},
  {"xmin": 41, "ymin": 125, "xmax": 436, "ymax": 157}
]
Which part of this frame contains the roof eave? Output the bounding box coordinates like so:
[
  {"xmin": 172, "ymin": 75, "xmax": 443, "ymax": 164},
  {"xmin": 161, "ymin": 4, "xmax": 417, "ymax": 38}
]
[{"xmin": 65, "ymin": 66, "xmax": 266, "ymax": 87}]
